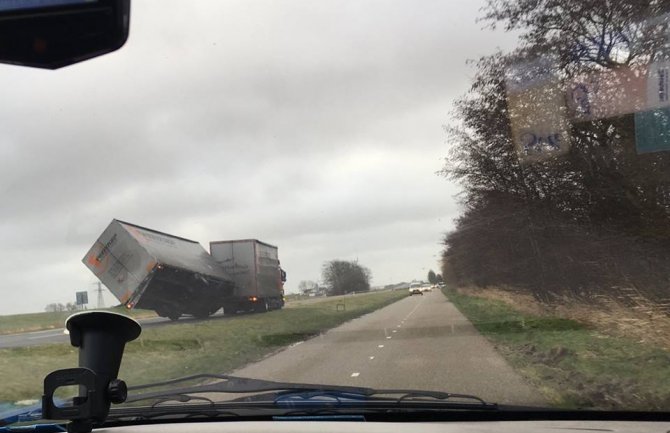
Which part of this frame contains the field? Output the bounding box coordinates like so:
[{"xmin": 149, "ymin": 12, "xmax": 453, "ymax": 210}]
[
  {"xmin": 444, "ymin": 287, "xmax": 670, "ymax": 410},
  {"xmin": 0, "ymin": 290, "xmax": 405, "ymax": 402}
]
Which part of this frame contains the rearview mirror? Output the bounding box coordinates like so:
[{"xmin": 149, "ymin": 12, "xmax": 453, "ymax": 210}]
[{"xmin": 0, "ymin": 0, "xmax": 130, "ymax": 69}]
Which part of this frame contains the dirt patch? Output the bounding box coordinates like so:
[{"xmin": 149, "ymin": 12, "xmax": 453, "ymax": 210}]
[{"xmin": 456, "ymin": 286, "xmax": 670, "ymax": 351}]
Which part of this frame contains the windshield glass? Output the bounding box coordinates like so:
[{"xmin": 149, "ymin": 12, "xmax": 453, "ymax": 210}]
[{"xmin": 1, "ymin": 0, "xmax": 669, "ymax": 419}]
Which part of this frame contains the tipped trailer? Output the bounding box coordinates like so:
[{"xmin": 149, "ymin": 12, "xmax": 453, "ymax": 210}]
[{"xmin": 82, "ymin": 220, "xmax": 285, "ymax": 320}]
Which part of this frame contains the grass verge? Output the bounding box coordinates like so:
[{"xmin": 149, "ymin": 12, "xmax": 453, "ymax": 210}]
[
  {"xmin": 444, "ymin": 287, "xmax": 670, "ymax": 410},
  {"xmin": 0, "ymin": 307, "xmax": 156, "ymax": 335},
  {"xmin": 0, "ymin": 290, "xmax": 405, "ymax": 403}
]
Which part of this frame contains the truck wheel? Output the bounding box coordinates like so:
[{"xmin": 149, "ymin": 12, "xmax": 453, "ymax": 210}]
[
  {"xmin": 223, "ymin": 305, "xmax": 238, "ymax": 316},
  {"xmin": 255, "ymin": 300, "xmax": 269, "ymax": 313},
  {"xmin": 192, "ymin": 307, "xmax": 214, "ymax": 319},
  {"xmin": 168, "ymin": 312, "xmax": 181, "ymax": 321}
]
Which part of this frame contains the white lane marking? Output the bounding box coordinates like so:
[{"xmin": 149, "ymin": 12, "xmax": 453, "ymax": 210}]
[
  {"xmin": 386, "ymin": 336, "xmax": 392, "ymax": 339},
  {"xmin": 378, "ymin": 344, "xmax": 384, "ymax": 348},
  {"xmin": 392, "ymin": 330, "xmax": 397, "ymax": 333},
  {"xmin": 290, "ymin": 341, "xmax": 304, "ymax": 348},
  {"xmin": 351, "ymin": 372, "xmax": 360, "ymax": 377},
  {"xmin": 28, "ymin": 333, "xmax": 62, "ymax": 340},
  {"xmin": 369, "ymin": 356, "xmax": 375, "ymax": 360},
  {"xmin": 28, "ymin": 328, "xmax": 64, "ymax": 335},
  {"xmin": 402, "ymin": 300, "xmax": 423, "ymax": 322}
]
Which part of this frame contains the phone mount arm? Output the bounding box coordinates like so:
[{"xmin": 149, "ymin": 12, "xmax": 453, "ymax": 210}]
[{"xmin": 42, "ymin": 311, "xmax": 141, "ymax": 433}]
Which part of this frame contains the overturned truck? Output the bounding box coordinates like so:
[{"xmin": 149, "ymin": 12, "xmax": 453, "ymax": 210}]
[{"xmin": 82, "ymin": 220, "xmax": 285, "ymax": 320}]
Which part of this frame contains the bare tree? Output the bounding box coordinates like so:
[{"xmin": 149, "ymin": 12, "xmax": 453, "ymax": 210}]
[
  {"xmin": 298, "ymin": 280, "xmax": 319, "ymax": 295},
  {"xmin": 322, "ymin": 260, "xmax": 372, "ymax": 296},
  {"xmin": 440, "ymin": 0, "xmax": 670, "ymax": 302}
]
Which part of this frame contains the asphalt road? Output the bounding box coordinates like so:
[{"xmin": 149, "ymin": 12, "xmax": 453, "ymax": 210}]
[
  {"xmin": 1, "ymin": 290, "xmax": 543, "ymax": 404},
  {"xmin": 232, "ymin": 290, "xmax": 545, "ymax": 405}
]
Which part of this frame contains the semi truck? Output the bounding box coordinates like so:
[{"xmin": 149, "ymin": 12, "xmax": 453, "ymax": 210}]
[
  {"xmin": 210, "ymin": 239, "xmax": 286, "ymax": 313},
  {"xmin": 82, "ymin": 219, "xmax": 285, "ymax": 320}
]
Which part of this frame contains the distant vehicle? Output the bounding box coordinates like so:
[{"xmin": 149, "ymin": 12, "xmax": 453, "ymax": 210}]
[
  {"xmin": 83, "ymin": 219, "xmax": 285, "ymax": 320},
  {"xmin": 421, "ymin": 284, "xmax": 433, "ymax": 292},
  {"xmin": 408, "ymin": 282, "xmax": 423, "ymax": 296}
]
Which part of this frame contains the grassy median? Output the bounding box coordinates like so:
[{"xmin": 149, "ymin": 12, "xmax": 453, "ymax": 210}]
[
  {"xmin": 0, "ymin": 290, "xmax": 405, "ymax": 402},
  {"xmin": 444, "ymin": 287, "xmax": 670, "ymax": 410}
]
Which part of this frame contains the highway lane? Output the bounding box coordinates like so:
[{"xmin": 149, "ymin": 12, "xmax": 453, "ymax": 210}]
[
  {"xmin": 0, "ymin": 311, "xmax": 266, "ymax": 348},
  {"xmin": 0, "ymin": 316, "xmax": 173, "ymax": 349},
  {"xmin": 232, "ymin": 290, "xmax": 545, "ymax": 405}
]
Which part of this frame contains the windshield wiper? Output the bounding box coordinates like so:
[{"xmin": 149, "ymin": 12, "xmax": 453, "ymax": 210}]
[
  {"xmin": 121, "ymin": 373, "xmax": 496, "ymax": 411},
  {"xmin": 126, "ymin": 373, "xmax": 372, "ymax": 401}
]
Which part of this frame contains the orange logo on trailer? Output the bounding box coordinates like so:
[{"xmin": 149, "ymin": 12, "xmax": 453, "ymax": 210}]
[
  {"xmin": 86, "ymin": 235, "xmax": 116, "ymax": 273},
  {"xmin": 86, "ymin": 246, "xmax": 111, "ymax": 274}
]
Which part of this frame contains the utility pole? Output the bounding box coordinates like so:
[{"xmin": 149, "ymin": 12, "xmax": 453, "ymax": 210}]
[{"xmin": 93, "ymin": 282, "xmax": 105, "ymax": 309}]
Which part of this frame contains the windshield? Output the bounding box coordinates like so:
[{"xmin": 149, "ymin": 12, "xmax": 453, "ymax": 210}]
[{"xmin": 1, "ymin": 0, "xmax": 669, "ymax": 420}]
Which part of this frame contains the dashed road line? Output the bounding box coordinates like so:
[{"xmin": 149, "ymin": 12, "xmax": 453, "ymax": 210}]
[{"xmin": 351, "ymin": 372, "xmax": 360, "ymax": 377}]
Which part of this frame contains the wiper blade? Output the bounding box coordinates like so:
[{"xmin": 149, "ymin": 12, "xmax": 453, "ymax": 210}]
[
  {"xmin": 275, "ymin": 389, "xmax": 493, "ymax": 407},
  {"xmin": 125, "ymin": 373, "xmax": 373, "ymax": 404},
  {"xmin": 123, "ymin": 373, "xmax": 496, "ymax": 410}
]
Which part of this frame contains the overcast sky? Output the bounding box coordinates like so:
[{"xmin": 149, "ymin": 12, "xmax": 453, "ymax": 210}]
[{"xmin": 0, "ymin": 0, "xmax": 518, "ymax": 314}]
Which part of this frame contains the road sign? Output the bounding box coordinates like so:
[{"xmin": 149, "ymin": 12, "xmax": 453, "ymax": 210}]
[{"xmin": 75, "ymin": 291, "xmax": 89, "ymax": 306}]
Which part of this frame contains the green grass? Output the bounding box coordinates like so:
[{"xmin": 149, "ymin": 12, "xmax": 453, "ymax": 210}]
[
  {"xmin": 0, "ymin": 290, "xmax": 405, "ymax": 403},
  {"xmin": 443, "ymin": 287, "xmax": 670, "ymax": 410},
  {"xmin": 0, "ymin": 307, "xmax": 156, "ymax": 335}
]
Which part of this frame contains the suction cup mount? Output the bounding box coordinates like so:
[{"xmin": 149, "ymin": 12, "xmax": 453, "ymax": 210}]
[{"xmin": 42, "ymin": 311, "xmax": 141, "ymax": 433}]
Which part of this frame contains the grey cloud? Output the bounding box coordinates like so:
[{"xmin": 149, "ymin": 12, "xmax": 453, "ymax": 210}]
[{"xmin": 0, "ymin": 0, "xmax": 517, "ymax": 314}]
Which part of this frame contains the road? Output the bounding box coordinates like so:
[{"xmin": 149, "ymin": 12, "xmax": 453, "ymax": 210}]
[
  {"xmin": 0, "ymin": 290, "xmax": 543, "ymax": 404},
  {"xmin": 232, "ymin": 290, "xmax": 544, "ymax": 405}
]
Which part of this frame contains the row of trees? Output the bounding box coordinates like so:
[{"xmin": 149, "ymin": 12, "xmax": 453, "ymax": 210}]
[
  {"xmin": 298, "ymin": 264, "xmax": 444, "ymax": 297},
  {"xmin": 427, "ymin": 270, "xmax": 444, "ymax": 285},
  {"xmin": 44, "ymin": 302, "xmax": 81, "ymax": 313},
  {"xmin": 441, "ymin": 0, "xmax": 670, "ymax": 302}
]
